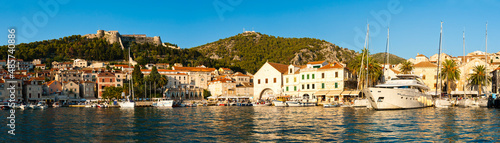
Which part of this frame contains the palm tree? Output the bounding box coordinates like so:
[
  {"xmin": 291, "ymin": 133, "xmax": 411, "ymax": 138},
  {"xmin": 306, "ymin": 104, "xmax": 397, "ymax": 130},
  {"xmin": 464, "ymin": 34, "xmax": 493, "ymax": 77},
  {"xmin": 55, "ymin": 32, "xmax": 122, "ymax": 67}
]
[
  {"xmin": 400, "ymin": 61, "xmax": 414, "ymax": 74},
  {"xmin": 467, "ymin": 65, "xmax": 491, "ymax": 96},
  {"xmin": 347, "ymin": 49, "xmax": 383, "ymax": 88},
  {"xmin": 440, "ymin": 59, "xmax": 460, "ymax": 98}
]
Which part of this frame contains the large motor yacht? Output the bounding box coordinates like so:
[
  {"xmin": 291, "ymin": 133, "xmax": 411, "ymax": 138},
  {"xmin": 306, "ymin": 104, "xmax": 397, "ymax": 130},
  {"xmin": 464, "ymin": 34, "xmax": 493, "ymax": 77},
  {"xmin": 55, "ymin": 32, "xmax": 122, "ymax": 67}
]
[{"xmin": 363, "ymin": 74, "xmax": 434, "ymax": 110}]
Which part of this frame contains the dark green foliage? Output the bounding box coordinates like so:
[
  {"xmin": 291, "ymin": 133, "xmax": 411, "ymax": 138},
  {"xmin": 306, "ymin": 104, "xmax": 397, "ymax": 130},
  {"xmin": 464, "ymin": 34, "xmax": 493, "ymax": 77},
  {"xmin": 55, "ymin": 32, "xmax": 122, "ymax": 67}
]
[
  {"xmin": 370, "ymin": 53, "xmax": 406, "ymax": 65},
  {"xmin": 0, "ymin": 35, "xmax": 123, "ymax": 63},
  {"xmin": 192, "ymin": 32, "xmax": 356, "ymax": 74}
]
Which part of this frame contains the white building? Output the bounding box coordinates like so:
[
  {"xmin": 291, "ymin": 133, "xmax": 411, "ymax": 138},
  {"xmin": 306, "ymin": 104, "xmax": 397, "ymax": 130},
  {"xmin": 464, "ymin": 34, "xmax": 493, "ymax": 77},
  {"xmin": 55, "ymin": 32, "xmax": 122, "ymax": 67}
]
[{"xmin": 253, "ymin": 62, "xmax": 289, "ymax": 100}]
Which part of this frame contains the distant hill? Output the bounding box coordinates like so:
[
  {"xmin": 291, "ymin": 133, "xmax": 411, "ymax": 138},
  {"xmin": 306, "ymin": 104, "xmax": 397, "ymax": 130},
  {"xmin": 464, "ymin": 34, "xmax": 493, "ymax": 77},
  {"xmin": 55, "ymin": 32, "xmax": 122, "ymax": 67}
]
[
  {"xmin": 370, "ymin": 52, "xmax": 406, "ymax": 65},
  {"xmin": 192, "ymin": 32, "xmax": 358, "ymax": 73}
]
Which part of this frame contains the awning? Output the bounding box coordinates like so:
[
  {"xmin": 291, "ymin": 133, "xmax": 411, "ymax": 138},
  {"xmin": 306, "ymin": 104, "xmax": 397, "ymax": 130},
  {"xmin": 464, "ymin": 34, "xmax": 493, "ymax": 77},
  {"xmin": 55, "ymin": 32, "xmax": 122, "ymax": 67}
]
[
  {"xmin": 315, "ymin": 90, "xmax": 343, "ymax": 96},
  {"xmin": 450, "ymin": 91, "xmax": 478, "ymax": 95},
  {"xmin": 341, "ymin": 90, "xmax": 360, "ymax": 96}
]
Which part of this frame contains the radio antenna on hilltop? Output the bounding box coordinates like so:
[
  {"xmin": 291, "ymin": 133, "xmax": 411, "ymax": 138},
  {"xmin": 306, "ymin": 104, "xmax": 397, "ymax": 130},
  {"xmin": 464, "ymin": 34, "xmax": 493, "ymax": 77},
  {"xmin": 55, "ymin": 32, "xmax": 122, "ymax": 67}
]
[{"xmin": 243, "ymin": 28, "xmax": 245, "ymax": 33}]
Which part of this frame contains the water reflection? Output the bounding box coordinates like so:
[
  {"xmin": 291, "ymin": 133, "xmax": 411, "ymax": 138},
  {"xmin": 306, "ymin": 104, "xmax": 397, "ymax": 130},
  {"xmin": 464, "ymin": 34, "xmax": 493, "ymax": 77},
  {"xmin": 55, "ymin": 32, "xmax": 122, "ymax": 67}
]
[{"xmin": 0, "ymin": 107, "xmax": 499, "ymax": 142}]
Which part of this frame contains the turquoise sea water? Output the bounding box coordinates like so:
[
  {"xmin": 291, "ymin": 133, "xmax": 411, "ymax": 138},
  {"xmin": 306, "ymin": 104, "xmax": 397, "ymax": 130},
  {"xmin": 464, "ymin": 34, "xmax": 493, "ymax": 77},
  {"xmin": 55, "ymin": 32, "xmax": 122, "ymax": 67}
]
[{"xmin": 1, "ymin": 107, "xmax": 499, "ymax": 142}]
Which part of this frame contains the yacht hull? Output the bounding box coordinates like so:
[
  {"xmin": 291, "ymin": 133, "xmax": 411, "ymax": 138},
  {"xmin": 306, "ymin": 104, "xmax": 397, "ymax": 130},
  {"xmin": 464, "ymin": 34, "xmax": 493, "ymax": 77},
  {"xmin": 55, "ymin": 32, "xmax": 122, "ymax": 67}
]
[
  {"xmin": 364, "ymin": 88, "xmax": 433, "ymax": 110},
  {"xmin": 119, "ymin": 101, "xmax": 135, "ymax": 108},
  {"xmin": 272, "ymin": 100, "xmax": 287, "ymax": 107}
]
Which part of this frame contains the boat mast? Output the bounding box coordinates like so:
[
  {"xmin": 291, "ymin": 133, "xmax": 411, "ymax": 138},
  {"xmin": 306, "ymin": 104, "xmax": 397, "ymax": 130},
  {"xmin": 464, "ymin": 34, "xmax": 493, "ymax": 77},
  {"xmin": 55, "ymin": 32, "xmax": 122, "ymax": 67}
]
[
  {"xmin": 484, "ymin": 22, "xmax": 488, "ymax": 96},
  {"xmin": 463, "ymin": 29, "xmax": 466, "ymax": 98},
  {"xmin": 435, "ymin": 22, "xmax": 443, "ymax": 98},
  {"xmin": 358, "ymin": 24, "xmax": 369, "ymax": 91},
  {"xmin": 382, "ymin": 27, "xmax": 390, "ymax": 83},
  {"xmin": 129, "ymin": 46, "xmax": 134, "ymax": 100},
  {"xmin": 366, "ymin": 24, "xmax": 370, "ymax": 88}
]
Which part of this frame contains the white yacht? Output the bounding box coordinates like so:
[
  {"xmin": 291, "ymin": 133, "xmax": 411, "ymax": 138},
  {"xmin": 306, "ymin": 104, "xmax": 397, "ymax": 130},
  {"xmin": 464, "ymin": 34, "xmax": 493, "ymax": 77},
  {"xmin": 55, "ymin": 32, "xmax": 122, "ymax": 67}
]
[
  {"xmin": 152, "ymin": 98, "xmax": 174, "ymax": 107},
  {"xmin": 119, "ymin": 99, "xmax": 135, "ymax": 108},
  {"xmin": 364, "ymin": 75, "xmax": 434, "ymax": 110},
  {"xmin": 272, "ymin": 100, "xmax": 287, "ymax": 107}
]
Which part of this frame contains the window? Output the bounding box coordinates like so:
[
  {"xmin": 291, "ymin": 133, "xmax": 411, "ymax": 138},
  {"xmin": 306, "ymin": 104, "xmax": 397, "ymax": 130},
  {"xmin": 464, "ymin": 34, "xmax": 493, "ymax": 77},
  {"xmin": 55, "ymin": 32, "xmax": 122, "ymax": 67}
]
[
  {"xmin": 117, "ymin": 84, "xmax": 121, "ymax": 86},
  {"xmin": 286, "ymin": 78, "xmax": 289, "ymax": 83},
  {"xmin": 294, "ymin": 86, "xmax": 297, "ymax": 91},
  {"xmin": 294, "ymin": 77, "xmax": 297, "ymax": 82},
  {"xmin": 312, "ymin": 84, "xmax": 315, "ymax": 89},
  {"xmin": 29, "ymin": 93, "xmax": 31, "ymax": 98},
  {"xmin": 307, "ymin": 84, "xmax": 310, "ymax": 89},
  {"xmin": 434, "ymin": 83, "xmax": 437, "ymax": 88},
  {"xmin": 110, "ymin": 79, "xmax": 113, "ymax": 82},
  {"xmin": 302, "ymin": 75, "xmax": 304, "ymax": 79},
  {"xmin": 312, "ymin": 74, "xmax": 315, "ymax": 79},
  {"xmin": 335, "ymin": 72, "xmax": 338, "ymax": 78},
  {"xmin": 274, "ymin": 78, "xmax": 276, "ymax": 83},
  {"xmin": 289, "ymin": 68, "xmax": 292, "ymax": 73},
  {"xmin": 102, "ymin": 79, "xmax": 104, "ymax": 82},
  {"xmin": 423, "ymin": 75, "xmax": 426, "ymax": 80},
  {"xmin": 265, "ymin": 78, "xmax": 268, "ymax": 83},
  {"xmin": 286, "ymin": 87, "xmax": 289, "ymax": 91},
  {"xmin": 322, "ymin": 73, "xmax": 325, "ymax": 78},
  {"xmin": 302, "ymin": 84, "xmax": 304, "ymax": 89},
  {"xmin": 335, "ymin": 82, "xmax": 338, "ymax": 88},
  {"xmin": 322, "ymin": 83, "xmax": 325, "ymax": 89},
  {"xmin": 258, "ymin": 79, "xmax": 261, "ymax": 84}
]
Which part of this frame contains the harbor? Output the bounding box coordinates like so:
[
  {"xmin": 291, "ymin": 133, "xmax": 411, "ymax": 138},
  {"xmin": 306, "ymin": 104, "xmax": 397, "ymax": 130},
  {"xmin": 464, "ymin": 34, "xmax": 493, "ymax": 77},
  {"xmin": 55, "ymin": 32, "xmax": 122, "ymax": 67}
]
[{"xmin": 1, "ymin": 106, "xmax": 498, "ymax": 142}]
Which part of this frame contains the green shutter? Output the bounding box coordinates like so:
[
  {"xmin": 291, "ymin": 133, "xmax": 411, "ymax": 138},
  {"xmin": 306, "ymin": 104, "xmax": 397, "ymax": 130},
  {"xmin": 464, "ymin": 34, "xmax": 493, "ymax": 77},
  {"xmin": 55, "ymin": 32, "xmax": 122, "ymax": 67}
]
[
  {"xmin": 294, "ymin": 86, "xmax": 297, "ymax": 91},
  {"xmin": 312, "ymin": 74, "xmax": 315, "ymax": 79},
  {"xmin": 286, "ymin": 87, "xmax": 289, "ymax": 91},
  {"xmin": 335, "ymin": 82, "xmax": 338, "ymax": 88},
  {"xmin": 322, "ymin": 83, "xmax": 325, "ymax": 89},
  {"xmin": 307, "ymin": 74, "xmax": 309, "ymax": 79},
  {"xmin": 302, "ymin": 75, "xmax": 304, "ymax": 79}
]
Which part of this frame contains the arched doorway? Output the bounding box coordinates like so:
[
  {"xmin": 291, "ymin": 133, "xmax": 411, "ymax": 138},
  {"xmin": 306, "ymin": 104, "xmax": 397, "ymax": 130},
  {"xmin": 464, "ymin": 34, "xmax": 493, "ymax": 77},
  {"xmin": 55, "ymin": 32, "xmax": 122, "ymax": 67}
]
[
  {"xmin": 303, "ymin": 94, "xmax": 310, "ymax": 99},
  {"xmin": 259, "ymin": 88, "xmax": 275, "ymax": 100}
]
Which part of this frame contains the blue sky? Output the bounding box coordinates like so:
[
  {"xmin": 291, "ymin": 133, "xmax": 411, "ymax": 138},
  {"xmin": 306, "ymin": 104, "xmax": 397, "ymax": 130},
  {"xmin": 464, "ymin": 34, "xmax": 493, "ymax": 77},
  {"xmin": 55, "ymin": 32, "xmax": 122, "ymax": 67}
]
[{"xmin": 1, "ymin": 0, "xmax": 499, "ymax": 59}]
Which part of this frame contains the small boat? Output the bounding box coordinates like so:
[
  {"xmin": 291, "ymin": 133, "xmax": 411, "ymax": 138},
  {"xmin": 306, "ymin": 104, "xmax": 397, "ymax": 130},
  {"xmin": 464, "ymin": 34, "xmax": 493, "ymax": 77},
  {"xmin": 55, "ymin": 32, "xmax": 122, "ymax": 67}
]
[
  {"xmin": 36, "ymin": 101, "xmax": 49, "ymax": 109},
  {"xmin": 434, "ymin": 98, "xmax": 452, "ymax": 108},
  {"xmin": 478, "ymin": 97, "xmax": 488, "ymax": 107},
  {"xmin": 253, "ymin": 102, "xmax": 271, "ymax": 106},
  {"xmin": 272, "ymin": 100, "xmax": 287, "ymax": 107},
  {"xmin": 52, "ymin": 102, "xmax": 61, "ymax": 108},
  {"xmin": 152, "ymin": 98, "xmax": 174, "ymax": 107},
  {"xmin": 353, "ymin": 99, "xmax": 372, "ymax": 108},
  {"xmin": 28, "ymin": 103, "xmax": 36, "ymax": 109},
  {"xmin": 286, "ymin": 101, "xmax": 301, "ymax": 107},
  {"xmin": 19, "ymin": 103, "xmax": 27, "ymax": 110},
  {"xmin": 323, "ymin": 103, "xmax": 339, "ymax": 108}
]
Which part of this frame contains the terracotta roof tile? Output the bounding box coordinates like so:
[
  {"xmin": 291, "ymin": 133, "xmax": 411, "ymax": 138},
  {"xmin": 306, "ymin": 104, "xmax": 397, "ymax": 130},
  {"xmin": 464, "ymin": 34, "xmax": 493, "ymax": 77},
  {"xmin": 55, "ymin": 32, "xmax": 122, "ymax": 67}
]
[
  {"xmin": 267, "ymin": 62, "xmax": 288, "ymax": 74},
  {"xmin": 307, "ymin": 61, "xmax": 326, "ymax": 64},
  {"xmin": 318, "ymin": 61, "xmax": 344, "ymax": 69},
  {"xmin": 413, "ymin": 61, "xmax": 437, "ymax": 68}
]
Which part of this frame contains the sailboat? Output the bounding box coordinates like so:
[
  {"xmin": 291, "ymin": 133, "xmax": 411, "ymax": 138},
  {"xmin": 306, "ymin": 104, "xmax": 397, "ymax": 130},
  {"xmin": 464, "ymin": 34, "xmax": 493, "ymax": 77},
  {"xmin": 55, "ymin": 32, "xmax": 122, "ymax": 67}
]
[
  {"xmin": 479, "ymin": 22, "xmax": 489, "ymax": 107},
  {"xmin": 434, "ymin": 22, "xmax": 452, "ymax": 108},
  {"xmin": 118, "ymin": 47, "xmax": 136, "ymax": 108}
]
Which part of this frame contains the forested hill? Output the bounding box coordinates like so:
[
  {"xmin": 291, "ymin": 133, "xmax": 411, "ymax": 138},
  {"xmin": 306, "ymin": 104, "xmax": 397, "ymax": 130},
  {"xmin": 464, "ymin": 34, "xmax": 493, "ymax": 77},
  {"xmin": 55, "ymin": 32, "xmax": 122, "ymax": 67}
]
[
  {"xmin": 370, "ymin": 52, "xmax": 406, "ymax": 65},
  {"xmin": 192, "ymin": 32, "xmax": 358, "ymax": 73},
  {"xmin": 0, "ymin": 35, "xmax": 125, "ymax": 63},
  {"xmin": 0, "ymin": 35, "xmax": 217, "ymax": 68}
]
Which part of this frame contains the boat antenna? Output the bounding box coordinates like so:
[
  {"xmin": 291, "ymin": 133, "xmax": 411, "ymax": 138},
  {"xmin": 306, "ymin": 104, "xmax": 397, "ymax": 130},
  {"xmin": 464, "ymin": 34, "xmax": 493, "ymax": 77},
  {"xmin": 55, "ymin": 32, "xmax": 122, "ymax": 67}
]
[{"xmin": 435, "ymin": 21, "xmax": 443, "ymax": 98}]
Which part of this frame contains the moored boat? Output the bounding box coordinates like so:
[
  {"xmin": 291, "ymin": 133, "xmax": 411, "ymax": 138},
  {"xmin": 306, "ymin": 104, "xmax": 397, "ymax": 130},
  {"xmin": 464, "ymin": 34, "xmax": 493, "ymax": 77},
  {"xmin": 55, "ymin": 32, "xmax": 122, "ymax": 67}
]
[{"xmin": 364, "ymin": 74, "xmax": 433, "ymax": 110}]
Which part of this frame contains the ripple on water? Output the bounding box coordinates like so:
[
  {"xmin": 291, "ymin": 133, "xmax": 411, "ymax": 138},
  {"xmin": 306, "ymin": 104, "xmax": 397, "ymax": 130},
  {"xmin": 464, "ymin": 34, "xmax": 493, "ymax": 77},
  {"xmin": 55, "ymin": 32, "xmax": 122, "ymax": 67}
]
[{"xmin": 0, "ymin": 107, "xmax": 499, "ymax": 142}]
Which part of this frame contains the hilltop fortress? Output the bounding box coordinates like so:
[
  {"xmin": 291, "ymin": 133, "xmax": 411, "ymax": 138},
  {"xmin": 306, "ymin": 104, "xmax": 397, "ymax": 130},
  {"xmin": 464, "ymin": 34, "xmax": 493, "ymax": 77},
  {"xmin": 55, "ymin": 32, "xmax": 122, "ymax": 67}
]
[{"xmin": 84, "ymin": 30, "xmax": 162, "ymax": 46}]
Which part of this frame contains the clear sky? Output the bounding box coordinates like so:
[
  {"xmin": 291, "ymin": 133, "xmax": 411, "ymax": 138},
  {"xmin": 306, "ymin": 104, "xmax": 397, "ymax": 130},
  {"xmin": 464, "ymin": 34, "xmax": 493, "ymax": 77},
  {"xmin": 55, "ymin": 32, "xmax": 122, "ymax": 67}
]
[{"xmin": 1, "ymin": 0, "xmax": 499, "ymax": 59}]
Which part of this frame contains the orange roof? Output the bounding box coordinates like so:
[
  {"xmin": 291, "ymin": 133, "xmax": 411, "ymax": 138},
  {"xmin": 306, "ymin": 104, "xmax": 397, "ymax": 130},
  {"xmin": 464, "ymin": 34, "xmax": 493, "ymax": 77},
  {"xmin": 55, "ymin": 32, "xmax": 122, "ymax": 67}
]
[
  {"xmin": 390, "ymin": 68, "xmax": 401, "ymax": 74},
  {"xmin": 157, "ymin": 69, "xmax": 177, "ymax": 72},
  {"xmin": 174, "ymin": 67, "xmax": 216, "ymax": 72},
  {"xmin": 416, "ymin": 54, "xmax": 426, "ymax": 57},
  {"xmin": 319, "ymin": 61, "xmax": 344, "ymax": 69},
  {"xmin": 98, "ymin": 72, "xmax": 115, "ymax": 77},
  {"xmin": 307, "ymin": 61, "xmax": 326, "ymax": 65},
  {"xmin": 46, "ymin": 80, "xmax": 56, "ymax": 86},
  {"xmin": 0, "ymin": 60, "xmax": 5, "ymax": 62},
  {"xmin": 35, "ymin": 64, "xmax": 46, "ymax": 66},
  {"xmin": 267, "ymin": 62, "xmax": 288, "ymax": 74},
  {"xmin": 210, "ymin": 79, "xmax": 234, "ymax": 83},
  {"xmin": 220, "ymin": 68, "xmax": 232, "ymax": 71},
  {"xmin": 156, "ymin": 63, "xmax": 169, "ymax": 65},
  {"xmin": 413, "ymin": 61, "xmax": 437, "ymax": 68}
]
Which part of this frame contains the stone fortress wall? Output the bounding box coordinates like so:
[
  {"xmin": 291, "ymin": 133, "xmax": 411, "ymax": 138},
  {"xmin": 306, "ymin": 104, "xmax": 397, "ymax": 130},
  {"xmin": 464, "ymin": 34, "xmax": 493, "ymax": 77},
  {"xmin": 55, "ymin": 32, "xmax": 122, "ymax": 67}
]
[{"xmin": 84, "ymin": 30, "xmax": 162, "ymax": 46}]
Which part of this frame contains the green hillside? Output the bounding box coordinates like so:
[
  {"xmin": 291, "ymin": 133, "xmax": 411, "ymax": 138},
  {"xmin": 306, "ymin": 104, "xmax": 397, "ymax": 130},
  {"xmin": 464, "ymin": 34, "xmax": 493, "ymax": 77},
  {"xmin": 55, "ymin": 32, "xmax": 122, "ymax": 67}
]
[{"xmin": 370, "ymin": 52, "xmax": 406, "ymax": 65}]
